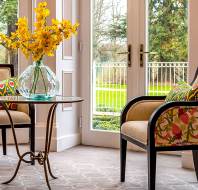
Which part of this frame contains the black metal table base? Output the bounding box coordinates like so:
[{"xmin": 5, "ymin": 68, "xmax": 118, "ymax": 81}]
[{"xmin": 1, "ymin": 103, "xmax": 58, "ymax": 190}]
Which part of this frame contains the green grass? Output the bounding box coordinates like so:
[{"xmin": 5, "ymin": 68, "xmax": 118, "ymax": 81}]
[
  {"xmin": 93, "ymin": 83, "xmax": 171, "ymax": 131},
  {"xmin": 96, "ymin": 90, "xmax": 126, "ymax": 112},
  {"xmin": 95, "ymin": 83, "xmax": 171, "ymax": 112}
]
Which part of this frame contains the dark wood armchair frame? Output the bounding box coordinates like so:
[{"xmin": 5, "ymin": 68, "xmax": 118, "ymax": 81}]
[
  {"xmin": 120, "ymin": 68, "xmax": 198, "ymax": 190},
  {"xmin": 0, "ymin": 64, "xmax": 35, "ymax": 157}
]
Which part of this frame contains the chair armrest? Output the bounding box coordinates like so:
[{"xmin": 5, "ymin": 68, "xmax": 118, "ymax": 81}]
[
  {"xmin": 17, "ymin": 104, "xmax": 35, "ymax": 121},
  {"xmin": 121, "ymin": 96, "xmax": 166, "ymax": 125},
  {"xmin": 148, "ymin": 101, "xmax": 198, "ymax": 147}
]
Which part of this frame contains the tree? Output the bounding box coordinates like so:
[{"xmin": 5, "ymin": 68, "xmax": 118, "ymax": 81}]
[
  {"xmin": 0, "ymin": 0, "xmax": 18, "ymax": 74},
  {"xmin": 108, "ymin": 15, "xmax": 126, "ymax": 41},
  {"xmin": 148, "ymin": 0, "xmax": 188, "ymax": 62},
  {"xmin": 93, "ymin": 0, "xmax": 127, "ymax": 62},
  {"xmin": 0, "ymin": 0, "xmax": 18, "ymax": 26},
  {"xmin": 93, "ymin": 0, "xmax": 188, "ymax": 63},
  {"xmin": 148, "ymin": 0, "xmax": 188, "ymax": 83}
]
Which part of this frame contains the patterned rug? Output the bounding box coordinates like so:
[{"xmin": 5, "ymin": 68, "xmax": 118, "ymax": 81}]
[{"xmin": 0, "ymin": 145, "xmax": 197, "ymax": 190}]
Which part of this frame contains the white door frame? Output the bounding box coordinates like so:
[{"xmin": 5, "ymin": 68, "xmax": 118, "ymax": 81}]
[
  {"xmin": 80, "ymin": 0, "xmax": 193, "ymax": 148},
  {"xmin": 189, "ymin": 0, "xmax": 198, "ymax": 82},
  {"xmin": 127, "ymin": 0, "xmax": 145, "ymax": 98},
  {"xmin": 80, "ymin": 0, "xmax": 144, "ymax": 148},
  {"xmin": 18, "ymin": 0, "xmax": 33, "ymax": 73}
]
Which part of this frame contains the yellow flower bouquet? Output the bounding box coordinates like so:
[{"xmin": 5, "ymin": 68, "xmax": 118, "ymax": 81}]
[{"xmin": 0, "ymin": 2, "xmax": 79, "ymax": 99}]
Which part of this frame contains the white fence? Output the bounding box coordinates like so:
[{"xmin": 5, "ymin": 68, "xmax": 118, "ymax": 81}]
[
  {"xmin": 147, "ymin": 62, "xmax": 188, "ymax": 95},
  {"xmin": 93, "ymin": 62, "xmax": 127, "ymax": 116},
  {"xmin": 93, "ymin": 62, "xmax": 188, "ymax": 115}
]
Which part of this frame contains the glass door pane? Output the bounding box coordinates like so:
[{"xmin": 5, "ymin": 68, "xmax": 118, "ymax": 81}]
[
  {"xmin": 92, "ymin": 0, "xmax": 127, "ymax": 131},
  {"xmin": 146, "ymin": 0, "xmax": 188, "ymax": 96}
]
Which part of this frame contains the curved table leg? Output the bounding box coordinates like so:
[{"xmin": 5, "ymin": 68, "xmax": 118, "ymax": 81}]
[
  {"xmin": 0, "ymin": 102, "xmax": 21, "ymax": 158},
  {"xmin": 2, "ymin": 158, "xmax": 22, "ymax": 184},
  {"xmin": 44, "ymin": 162, "xmax": 51, "ymax": 190},
  {"xmin": 42, "ymin": 103, "xmax": 58, "ymax": 189},
  {"xmin": 2, "ymin": 152, "xmax": 33, "ymax": 184},
  {"xmin": 47, "ymin": 157, "xmax": 58, "ymax": 179},
  {"xmin": 1, "ymin": 102, "xmax": 58, "ymax": 190},
  {"xmin": 0, "ymin": 102, "xmax": 26, "ymax": 184},
  {"xmin": 46, "ymin": 103, "xmax": 58, "ymax": 179}
]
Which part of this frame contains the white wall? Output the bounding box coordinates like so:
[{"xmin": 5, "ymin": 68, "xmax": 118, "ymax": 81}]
[
  {"xmin": 0, "ymin": 0, "xmax": 82, "ymax": 152},
  {"xmin": 188, "ymin": 0, "xmax": 198, "ymax": 82},
  {"xmin": 34, "ymin": 0, "xmax": 81, "ymax": 152}
]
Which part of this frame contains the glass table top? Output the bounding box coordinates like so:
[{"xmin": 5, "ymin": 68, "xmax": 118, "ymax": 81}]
[{"xmin": 0, "ymin": 96, "xmax": 83, "ymax": 104}]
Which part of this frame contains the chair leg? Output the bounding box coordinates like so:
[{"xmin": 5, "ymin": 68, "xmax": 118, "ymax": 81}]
[
  {"xmin": 30, "ymin": 125, "xmax": 35, "ymax": 165},
  {"xmin": 148, "ymin": 150, "xmax": 156, "ymax": 190},
  {"xmin": 2, "ymin": 129, "xmax": 7, "ymax": 155},
  {"xmin": 192, "ymin": 150, "xmax": 198, "ymax": 181},
  {"xmin": 120, "ymin": 136, "xmax": 127, "ymax": 182}
]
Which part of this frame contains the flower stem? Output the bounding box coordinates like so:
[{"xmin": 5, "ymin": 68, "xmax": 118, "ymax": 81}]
[
  {"xmin": 29, "ymin": 60, "xmax": 48, "ymax": 96},
  {"xmin": 30, "ymin": 65, "xmax": 39, "ymax": 94},
  {"xmin": 39, "ymin": 67, "xmax": 47, "ymax": 95},
  {"xmin": 29, "ymin": 61, "xmax": 42, "ymax": 95}
]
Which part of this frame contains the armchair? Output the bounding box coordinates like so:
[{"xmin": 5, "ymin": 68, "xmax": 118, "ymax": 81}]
[
  {"xmin": 0, "ymin": 64, "xmax": 35, "ymax": 157},
  {"xmin": 120, "ymin": 69, "xmax": 198, "ymax": 190}
]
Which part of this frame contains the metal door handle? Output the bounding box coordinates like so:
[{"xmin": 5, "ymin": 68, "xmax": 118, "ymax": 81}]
[
  {"xmin": 117, "ymin": 44, "xmax": 132, "ymax": 67},
  {"xmin": 140, "ymin": 51, "xmax": 156, "ymax": 54},
  {"xmin": 117, "ymin": 52, "xmax": 130, "ymax": 55},
  {"xmin": 140, "ymin": 44, "xmax": 157, "ymax": 67}
]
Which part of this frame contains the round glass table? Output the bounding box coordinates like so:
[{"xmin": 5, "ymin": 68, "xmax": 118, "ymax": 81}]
[{"xmin": 0, "ymin": 96, "xmax": 83, "ymax": 190}]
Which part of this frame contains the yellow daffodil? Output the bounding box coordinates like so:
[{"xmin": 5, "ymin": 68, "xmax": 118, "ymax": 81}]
[{"xmin": 0, "ymin": 1, "xmax": 79, "ymax": 62}]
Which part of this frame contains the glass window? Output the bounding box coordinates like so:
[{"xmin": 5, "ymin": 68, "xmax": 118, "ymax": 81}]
[
  {"xmin": 92, "ymin": 0, "xmax": 127, "ymax": 131},
  {"xmin": 0, "ymin": 0, "xmax": 18, "ymax": 74},
  {"xmin": 147, "ymin": 0, "xmax": 188, "ymax": 95}
]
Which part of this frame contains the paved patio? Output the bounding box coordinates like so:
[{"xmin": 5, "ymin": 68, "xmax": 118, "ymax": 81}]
[{"xmin": 0, "ymin": 145, "xmax": 197, "ymax": 190}]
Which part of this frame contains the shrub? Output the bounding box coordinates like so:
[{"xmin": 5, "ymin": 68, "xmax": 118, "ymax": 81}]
[{"xmin": 93, "ymin": 115, "xmax": 120, "ymax": 131}]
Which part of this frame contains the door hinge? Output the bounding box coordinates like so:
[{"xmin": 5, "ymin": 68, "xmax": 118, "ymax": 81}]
[
  {"xmin": 79, "ymin": 116, "xmax": 82, "ymax": 128},
  {"xmin": 78, "ymin": 41, "xmax": 83, "ymax": 52}
]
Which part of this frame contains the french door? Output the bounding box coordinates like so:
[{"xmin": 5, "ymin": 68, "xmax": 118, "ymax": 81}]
[{"xmin": 80, "ymin": 0, "xmax": 189, "ymax": 147}]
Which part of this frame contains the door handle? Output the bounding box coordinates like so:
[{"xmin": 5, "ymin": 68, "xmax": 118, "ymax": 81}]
[
  {"xmin": 140, "ymin": 44, "xmax": 157, "ymax": 67},
  {"xmin": 117, "ymin": 44, "xmax": 132, "ymax": 67}
]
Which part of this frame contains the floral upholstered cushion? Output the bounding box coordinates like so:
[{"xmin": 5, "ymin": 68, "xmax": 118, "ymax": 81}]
[
  {"xmin": 0, "ymin": 77, "xmax": 18, "ymax": 110},
  {"xmin": 155, "ymin": 106, "xmax": 198, "ymax": 147},
  {"xmin": 165, "ymin": 82, "xmax": 191, "ymax": 102}
]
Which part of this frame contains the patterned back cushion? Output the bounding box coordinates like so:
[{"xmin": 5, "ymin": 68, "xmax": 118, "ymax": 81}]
[
  {"xmin": 186, "ymin": 86, "xmax": 198, "ymax": 101},
  {"xmin": 165, "ymin": 82, "xmax": 191, "ymax": 102},
  {"xmin": 0, "ymin": 77, "xmax": 18, "ymax": 110}
]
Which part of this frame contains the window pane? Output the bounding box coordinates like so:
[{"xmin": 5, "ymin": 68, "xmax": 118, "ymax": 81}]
[
  {"xmin": 0, "ymin": 0, "xmax": 18, "ymax": 75},
  {"xmin": 146, "ymin": 0, "xmax": 188, "ymax": 96},
  {"xmin": 92, "ymin": 0, "xmax": 127, "ymax": 132}
]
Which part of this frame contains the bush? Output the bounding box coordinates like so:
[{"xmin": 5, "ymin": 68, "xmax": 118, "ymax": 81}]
[{"xmin": 93, "ymin": 115, "xmax": 120, "ymax": 131}]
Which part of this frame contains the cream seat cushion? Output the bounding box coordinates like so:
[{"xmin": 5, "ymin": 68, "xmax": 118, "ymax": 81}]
[
  {"xmin": 121, "ymin": 121, "xmax": 148, "ymax": 145},
  {"xmin": 0, "ymin": 110, "xmax": 31, "ymax": 125}
]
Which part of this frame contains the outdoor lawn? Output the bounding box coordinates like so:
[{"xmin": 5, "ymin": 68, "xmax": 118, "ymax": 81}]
[
  {"xmin": 93, "ymin": 83, "xmax": 171, "ymax": 131},
  {"xmin": 95, "ymin": 83, "xmax": 171, "ymax": 112}
]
